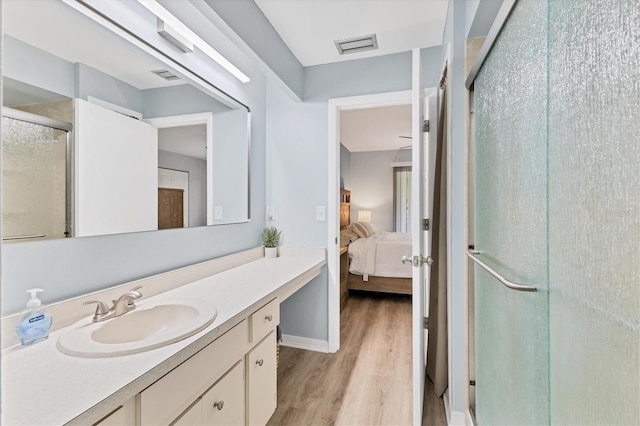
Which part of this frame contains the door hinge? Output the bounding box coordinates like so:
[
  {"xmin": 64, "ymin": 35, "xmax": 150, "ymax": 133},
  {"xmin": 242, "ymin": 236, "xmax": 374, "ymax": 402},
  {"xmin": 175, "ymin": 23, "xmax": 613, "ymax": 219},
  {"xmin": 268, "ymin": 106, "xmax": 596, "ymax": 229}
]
[
  {"xmin": 423, "ymin": 120, "xmax": 429, "ymax": 132},
  {"xmin": 423, "ymin": 316, "xmax": 429, "ymax": 329},
  {"xmin": 470, "ymin": 380, "xmax": 476, "ymax": 386},
  {"xmin": 422, "ymin": 218, "xmax": 430, "ymax": 231},
  {"xmin": 335, "ymin": 237, "xmax": 338, "ymax": 244}
]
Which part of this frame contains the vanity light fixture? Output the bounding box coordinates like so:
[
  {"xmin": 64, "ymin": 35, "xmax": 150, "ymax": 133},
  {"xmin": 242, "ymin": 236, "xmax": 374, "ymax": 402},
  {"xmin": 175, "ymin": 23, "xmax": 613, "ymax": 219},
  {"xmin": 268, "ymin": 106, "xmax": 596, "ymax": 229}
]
[{"xmin": 137, "ymin": 0, "xmax": 250, "ymax": 83}]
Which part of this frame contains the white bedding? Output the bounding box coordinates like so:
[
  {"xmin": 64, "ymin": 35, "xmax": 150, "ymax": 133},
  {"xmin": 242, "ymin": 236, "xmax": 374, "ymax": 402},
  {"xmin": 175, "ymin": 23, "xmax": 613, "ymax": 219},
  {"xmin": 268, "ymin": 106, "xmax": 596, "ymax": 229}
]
[{"xmin": 348, "ymin": 231, "xmax": 412, "ymax": 279}]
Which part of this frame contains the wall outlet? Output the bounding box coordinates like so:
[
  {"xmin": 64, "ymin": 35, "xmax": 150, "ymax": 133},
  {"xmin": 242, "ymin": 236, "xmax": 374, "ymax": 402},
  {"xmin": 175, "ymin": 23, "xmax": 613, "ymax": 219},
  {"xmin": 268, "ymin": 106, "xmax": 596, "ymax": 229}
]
[
  {"xmin": 316, "ymin": 205, "xmax": 326, "ymax": 222},
  {"xmin": 266, "ymin": 205, "xmax": 275, "ymax": 221},
  {"xmin": 214, "ymin": 206, "xmax": 223, "ymax": 220}
]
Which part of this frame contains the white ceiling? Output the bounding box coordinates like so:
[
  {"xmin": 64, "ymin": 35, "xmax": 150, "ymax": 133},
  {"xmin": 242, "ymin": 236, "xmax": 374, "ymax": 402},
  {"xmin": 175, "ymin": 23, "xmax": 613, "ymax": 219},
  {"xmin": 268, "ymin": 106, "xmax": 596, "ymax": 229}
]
[
  {"xmin": 341, "ymin": 104, "xmax": 412, "ymax": 153},
  {"xmin": 256, "ymin": 0, "xmax": 447, "ymax": 153},
  {"xmin": 255, "ymin": 0, "xmax": 449, "ymax": 67}
]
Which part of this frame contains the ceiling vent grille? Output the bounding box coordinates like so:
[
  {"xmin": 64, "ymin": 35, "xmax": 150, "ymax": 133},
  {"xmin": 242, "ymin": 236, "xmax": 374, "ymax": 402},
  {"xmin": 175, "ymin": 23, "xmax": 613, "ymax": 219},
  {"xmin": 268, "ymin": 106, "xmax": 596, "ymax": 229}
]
[
  {"xmin": 334, "ymin": 34, "xmax": 378, "ymax": 55},
  {"xmin": 152, "ymin": 69, "xmax": 180, "ymax": 81}
]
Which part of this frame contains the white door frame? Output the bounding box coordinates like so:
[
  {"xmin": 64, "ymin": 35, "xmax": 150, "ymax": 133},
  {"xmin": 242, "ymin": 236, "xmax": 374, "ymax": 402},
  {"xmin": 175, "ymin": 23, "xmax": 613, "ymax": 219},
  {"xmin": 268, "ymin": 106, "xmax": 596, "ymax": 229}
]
[
  {"xmin": 327, "ymin": 89, "xmax": 436, "ymax": 352},
  {"xmin": 145, "ymin": 112, "xmax": 214, "ymax": 225}
]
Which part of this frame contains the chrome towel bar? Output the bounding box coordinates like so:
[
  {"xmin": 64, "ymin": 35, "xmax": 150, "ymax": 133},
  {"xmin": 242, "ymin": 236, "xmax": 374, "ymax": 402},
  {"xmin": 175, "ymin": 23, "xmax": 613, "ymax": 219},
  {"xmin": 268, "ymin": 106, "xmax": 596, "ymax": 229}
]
[
  {"xmin": 467, "ymin": 250, "xmax": 537, "ymax": 292},
  {"xmin": 2, "ymin": 234, "xmax": 46, "ymax": 241}
]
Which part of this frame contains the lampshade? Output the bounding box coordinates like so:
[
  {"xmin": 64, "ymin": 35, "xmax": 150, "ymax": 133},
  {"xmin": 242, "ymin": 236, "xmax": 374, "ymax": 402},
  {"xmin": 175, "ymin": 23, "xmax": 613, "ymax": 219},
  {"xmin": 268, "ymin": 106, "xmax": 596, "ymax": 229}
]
[{"xmin": 357, "ymin": 209, "xmax": 372, "ymax": 223}]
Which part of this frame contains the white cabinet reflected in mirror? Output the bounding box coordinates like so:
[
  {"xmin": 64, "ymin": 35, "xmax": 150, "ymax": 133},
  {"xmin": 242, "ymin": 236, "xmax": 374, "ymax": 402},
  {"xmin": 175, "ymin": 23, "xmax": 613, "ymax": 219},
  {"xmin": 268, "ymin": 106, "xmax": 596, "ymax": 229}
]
[{"xmin": 1, "ymin": 0, "xmax": 250, "ymax": 242}]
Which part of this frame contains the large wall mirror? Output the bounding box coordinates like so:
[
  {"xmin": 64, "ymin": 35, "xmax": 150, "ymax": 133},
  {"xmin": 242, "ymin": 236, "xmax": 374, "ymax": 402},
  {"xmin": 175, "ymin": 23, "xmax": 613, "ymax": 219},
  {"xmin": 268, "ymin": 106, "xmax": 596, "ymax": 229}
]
[{"xmin": 1, "ymin": 0, "xmax": 250, "ymax": 243}]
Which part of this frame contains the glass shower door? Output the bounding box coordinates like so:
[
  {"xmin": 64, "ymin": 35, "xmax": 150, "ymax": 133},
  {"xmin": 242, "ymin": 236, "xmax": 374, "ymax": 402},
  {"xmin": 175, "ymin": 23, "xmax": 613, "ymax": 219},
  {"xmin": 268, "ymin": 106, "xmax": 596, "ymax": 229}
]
[
  {"xmin": 2, "ymin": 116, "xmax": 68, "ymax": 242},
  {"xmin": 473, "ymin": 0, "xmax": 550, "ymax": 424},
  {"xmin": 547, "ymin": 0, "xmax": 640, "ymax": 423}
]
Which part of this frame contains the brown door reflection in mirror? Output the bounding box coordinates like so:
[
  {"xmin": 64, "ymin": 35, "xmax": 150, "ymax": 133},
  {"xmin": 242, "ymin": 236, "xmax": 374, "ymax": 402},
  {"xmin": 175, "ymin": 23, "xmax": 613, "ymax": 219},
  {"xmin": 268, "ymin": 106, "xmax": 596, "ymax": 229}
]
[{"xmin": 158, "ymin": 188, "xmax": 184, "ymax": 230}]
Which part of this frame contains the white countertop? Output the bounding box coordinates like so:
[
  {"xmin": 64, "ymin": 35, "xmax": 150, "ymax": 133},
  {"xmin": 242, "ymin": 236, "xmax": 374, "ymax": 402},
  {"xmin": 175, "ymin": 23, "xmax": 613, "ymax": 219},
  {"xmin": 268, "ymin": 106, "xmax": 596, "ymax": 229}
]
[{"xmin": 2, "ymin": 253, "xmax": 325, "ymax": 425}]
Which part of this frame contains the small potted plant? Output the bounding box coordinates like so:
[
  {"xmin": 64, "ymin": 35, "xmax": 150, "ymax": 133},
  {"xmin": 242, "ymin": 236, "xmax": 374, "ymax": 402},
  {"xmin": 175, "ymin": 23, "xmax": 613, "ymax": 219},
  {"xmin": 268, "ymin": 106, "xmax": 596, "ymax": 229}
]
[{"xmin": 262, "ymin": 226, "xmax": 282, "ymax": 259}]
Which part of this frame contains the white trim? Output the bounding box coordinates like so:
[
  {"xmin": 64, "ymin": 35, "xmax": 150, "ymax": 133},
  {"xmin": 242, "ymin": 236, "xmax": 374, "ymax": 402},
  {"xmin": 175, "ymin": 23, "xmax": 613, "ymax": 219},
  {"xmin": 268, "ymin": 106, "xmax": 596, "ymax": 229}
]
[
  {"xmin": 444, "ymin": 388, "xmax": 452, "ymax": 424},
  {"xmin": 280, "ymin": 334, "xmax": 330, "ymax": 353},
  {"xmin": 390, "ymin": 161, "xmax": 412, "ymax": 168},
  {"xmin": 444, "ymin": 389, "xmax": 466, "ymax": 425},
  {"xmin": 466, "ymin": 408, "xmax": 476, "ymax": 426},
  {"xmin": 327, "ymin": 90, "xmax": 412, "ymax": 354}
]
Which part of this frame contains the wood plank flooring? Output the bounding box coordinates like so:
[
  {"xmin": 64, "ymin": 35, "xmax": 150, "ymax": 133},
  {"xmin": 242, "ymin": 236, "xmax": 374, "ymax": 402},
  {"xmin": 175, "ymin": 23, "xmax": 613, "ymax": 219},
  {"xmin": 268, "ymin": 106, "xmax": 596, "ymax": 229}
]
[{"xmin": 268, "ymin": 292, "xmax": 447, "ymax": 426}]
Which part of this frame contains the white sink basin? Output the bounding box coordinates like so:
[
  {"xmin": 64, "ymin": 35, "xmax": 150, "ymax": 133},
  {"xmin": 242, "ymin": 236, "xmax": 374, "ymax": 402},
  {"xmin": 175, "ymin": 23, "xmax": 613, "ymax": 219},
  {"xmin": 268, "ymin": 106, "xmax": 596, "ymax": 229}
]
[{"xmin": 57, "ymin": 299, "xmax": 217, "ymax": 357}]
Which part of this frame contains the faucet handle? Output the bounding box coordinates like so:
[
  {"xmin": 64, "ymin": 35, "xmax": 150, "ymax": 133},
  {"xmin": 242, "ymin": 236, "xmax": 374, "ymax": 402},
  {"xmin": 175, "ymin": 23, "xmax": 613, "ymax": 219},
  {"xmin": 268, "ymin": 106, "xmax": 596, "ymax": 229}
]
[
  {"xmin": 83, "ymin": 300, "xmax": 109, "ymax": 315},
  {"xmin": 129, "ymin": 285, "xmax": 143, "ymax": 299}
]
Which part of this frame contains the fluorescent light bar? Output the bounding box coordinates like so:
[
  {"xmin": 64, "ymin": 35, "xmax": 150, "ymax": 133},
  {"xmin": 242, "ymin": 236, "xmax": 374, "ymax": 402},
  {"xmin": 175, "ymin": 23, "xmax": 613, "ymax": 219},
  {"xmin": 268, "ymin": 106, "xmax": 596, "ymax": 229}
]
[
  {"xmin": 157, "ymin": 19, "xmax": 194, "ymax": 53},
  {"xmin": 137, "ymin": 0, "xmax": 250, "ymax": 83}
]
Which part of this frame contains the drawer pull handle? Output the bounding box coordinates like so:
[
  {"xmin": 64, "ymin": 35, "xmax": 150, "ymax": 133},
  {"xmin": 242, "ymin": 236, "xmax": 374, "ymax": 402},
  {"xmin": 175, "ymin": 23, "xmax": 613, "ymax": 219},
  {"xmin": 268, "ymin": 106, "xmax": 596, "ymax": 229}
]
[
  {"xmin": 213, "ymin": 401, "xmax": 224, "ymax": 411},
  {"xmin": 265, "ymin": 314, "xmax": 273, "ymax": 321},
  {"xmin": 256, "ymin": 359, "xmax": 264, "ymax": 367}
]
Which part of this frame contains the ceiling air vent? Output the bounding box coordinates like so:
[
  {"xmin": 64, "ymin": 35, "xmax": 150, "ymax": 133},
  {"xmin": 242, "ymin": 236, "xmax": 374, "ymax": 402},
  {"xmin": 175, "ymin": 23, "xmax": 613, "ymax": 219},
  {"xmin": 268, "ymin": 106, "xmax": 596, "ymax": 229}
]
[
  {"xmin": 334, "ymin": 34, "xmax": 378, "ymax": 55},
  {"xmin": 152, "ymin": 69, "xmax": 180, "ymax": 81}
]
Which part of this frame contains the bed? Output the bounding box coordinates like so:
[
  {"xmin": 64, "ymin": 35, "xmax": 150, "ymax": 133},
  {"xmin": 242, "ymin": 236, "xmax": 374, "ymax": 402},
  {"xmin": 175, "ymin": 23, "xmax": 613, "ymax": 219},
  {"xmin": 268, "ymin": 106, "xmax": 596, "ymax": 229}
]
[
  {"xmin": 339, "ymin": 191, "xmax": 412, "ymax": 295},
  {"xmin": 346, "ymin": 231, "xmax": 413, "ymax": 295}
]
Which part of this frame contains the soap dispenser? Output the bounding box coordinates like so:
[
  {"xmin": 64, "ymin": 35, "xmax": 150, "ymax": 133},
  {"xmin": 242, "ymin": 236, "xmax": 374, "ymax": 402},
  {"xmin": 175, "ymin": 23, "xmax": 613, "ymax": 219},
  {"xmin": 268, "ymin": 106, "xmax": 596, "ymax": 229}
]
[{"xmin": 15, "ymin": 288, "xmax": 53, "ymax": 346}]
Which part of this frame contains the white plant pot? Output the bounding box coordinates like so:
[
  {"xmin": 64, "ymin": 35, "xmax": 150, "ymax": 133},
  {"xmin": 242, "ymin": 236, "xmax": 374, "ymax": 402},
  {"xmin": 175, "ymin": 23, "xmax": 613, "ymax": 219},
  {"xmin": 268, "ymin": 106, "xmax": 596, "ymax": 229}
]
[{"xmin": 265, "ymin": 247, "xmax": 278, "ymax": 259}]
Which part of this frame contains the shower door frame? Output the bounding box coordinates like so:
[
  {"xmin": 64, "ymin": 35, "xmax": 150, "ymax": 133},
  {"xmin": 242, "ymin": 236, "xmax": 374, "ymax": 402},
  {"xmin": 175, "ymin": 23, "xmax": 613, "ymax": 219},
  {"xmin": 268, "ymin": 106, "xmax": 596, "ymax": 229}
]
[{"xmin": 2, "ymin": 107, "xmax": 73, "ymax": 240}]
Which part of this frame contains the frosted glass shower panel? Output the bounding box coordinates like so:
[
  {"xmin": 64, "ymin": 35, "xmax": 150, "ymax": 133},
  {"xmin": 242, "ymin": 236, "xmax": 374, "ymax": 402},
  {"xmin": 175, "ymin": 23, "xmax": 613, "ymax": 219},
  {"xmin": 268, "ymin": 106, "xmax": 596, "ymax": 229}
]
[
  {"xmin": 548, "ymin": 0, "xmax": 640, "ymax": 424},
  {"xmin": 2, "ymin": 117, "xmax": 67, "ymax": 241},
  {"xmin": 474, "ymin": 0, "xmax": 549, "ymax": 424}
]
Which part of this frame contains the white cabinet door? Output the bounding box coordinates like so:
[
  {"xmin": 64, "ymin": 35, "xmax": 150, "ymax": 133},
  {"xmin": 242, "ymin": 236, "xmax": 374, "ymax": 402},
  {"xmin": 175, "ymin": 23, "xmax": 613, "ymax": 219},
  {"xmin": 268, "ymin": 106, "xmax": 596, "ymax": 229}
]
[
  {"xmin": 246, "ymin": 332, "xmax": 277, "ymax": 426},
  {"xmin": 202, "ymin": 361, "xmax": 245, "ymax": 426}
]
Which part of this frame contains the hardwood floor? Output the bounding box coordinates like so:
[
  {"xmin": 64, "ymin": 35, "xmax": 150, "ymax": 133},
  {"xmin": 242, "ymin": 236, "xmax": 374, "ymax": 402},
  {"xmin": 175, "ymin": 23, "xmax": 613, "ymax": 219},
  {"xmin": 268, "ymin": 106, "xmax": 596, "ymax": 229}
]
[{"xmin": 268, "ymin": 292, "xmax": 447, "ymax": 426}]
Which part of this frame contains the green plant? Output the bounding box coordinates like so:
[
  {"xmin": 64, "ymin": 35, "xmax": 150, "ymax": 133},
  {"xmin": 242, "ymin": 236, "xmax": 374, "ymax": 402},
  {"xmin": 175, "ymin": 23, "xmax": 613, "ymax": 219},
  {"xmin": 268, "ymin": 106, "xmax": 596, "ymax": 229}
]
[{"xmin": 262, "ymin": 227, "xmax": 282, "ymax": 248}]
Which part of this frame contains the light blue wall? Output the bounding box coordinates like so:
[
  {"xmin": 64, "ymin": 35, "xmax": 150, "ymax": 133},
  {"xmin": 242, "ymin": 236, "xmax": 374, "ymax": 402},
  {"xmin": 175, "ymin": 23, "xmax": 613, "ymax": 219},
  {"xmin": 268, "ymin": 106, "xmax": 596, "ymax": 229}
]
[
  {"xmin": 340, "ymin": 144, "xmax": 351, "ymax": 190},
  {"xmin": 267, "ymin": 51, "xmax": 442, "ymax": 341},
  {"xmin": 1, "ymin": 2, "xmax": 267, "ymax": 314},
  {"xmin": 141, "ymin": 84, "xmax": 231, "ymax": 118},
  {"xmin": 3, "ymin": 36, "xmax": 74, "ymax": 99},
  {"xmin": 349, "ymin": 150, "xmax": 397, "ymax": 232},
  {"xmin": 75, "ymin": 63, "xmax": 142, "ymax": 112},
  {"xmin": 265, "ymin": 81, "xmax": 328, "ymax": 339}
]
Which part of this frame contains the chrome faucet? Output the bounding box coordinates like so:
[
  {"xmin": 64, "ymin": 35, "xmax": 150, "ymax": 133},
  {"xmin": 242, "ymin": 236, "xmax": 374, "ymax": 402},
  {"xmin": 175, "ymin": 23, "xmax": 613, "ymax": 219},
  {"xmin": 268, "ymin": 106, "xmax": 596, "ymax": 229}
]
[{"xmin": 84, "ymin": 286, "xmax": 143, "ymax": 322}]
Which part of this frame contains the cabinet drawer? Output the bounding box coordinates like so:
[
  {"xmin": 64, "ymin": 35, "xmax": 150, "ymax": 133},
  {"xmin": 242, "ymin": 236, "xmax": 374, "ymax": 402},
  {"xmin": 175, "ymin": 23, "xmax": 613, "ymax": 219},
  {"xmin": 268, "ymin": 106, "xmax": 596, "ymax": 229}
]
[
  {"xmin": 171, "ymin": 399, "xmax": 202, "ymax": 426},
  {"xmin": 250, "ymin": 299, "xmax": 279, "ymax": 343},
  {"xmin": 94, "ymin": 398, "xmax": 135, "ymax": 426},
  {"xmin": 202, "ymin": 360, "xmax": 245, "ymax": 425},
  {"xmin": 140, "ymin": 320, "xmax": 248, "ymax": 425},
  {"xmin": 247, "ymin": 332, "xmax": 277, "ymax": 426}
]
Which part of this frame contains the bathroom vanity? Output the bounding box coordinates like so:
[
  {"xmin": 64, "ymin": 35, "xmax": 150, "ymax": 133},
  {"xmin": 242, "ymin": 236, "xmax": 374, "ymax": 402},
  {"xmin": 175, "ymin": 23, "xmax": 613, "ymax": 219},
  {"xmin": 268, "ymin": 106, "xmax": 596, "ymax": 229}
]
[{"xmin": 1, "ymin": 248, "xmax": 325, "ymax": 425}]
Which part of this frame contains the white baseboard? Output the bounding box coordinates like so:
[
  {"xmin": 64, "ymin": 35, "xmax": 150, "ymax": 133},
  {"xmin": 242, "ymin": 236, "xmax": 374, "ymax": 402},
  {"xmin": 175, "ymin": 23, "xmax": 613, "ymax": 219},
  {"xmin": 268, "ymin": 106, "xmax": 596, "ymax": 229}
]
[
  {"xmin": 281, "ymin": 334, "xmax": 330, "ymax": 353},
  {"xmin": 449, "ymin": 410, "xmax": 466, "ymax": 425},
  {"xmin": 443, "ymin": 389, "xmax": 466, "ymax": 425}
]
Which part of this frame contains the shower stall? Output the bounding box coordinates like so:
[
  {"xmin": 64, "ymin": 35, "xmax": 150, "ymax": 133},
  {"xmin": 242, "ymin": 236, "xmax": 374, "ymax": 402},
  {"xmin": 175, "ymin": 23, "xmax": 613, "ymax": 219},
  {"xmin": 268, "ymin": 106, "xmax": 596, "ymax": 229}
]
[
  {"xmin": 2, "ymin": 108, "xmax": 72, "ymax": 242},
  {"xmin": 468, "ymin": 0, "xmax": 639, "ymax": 424}
]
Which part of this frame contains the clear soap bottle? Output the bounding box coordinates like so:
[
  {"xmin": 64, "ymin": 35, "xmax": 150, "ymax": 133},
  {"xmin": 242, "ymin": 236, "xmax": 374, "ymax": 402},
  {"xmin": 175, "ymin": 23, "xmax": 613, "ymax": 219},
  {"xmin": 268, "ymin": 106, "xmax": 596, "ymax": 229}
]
[{"xmin": 15, "ymin": 288, "xmax": 53, "ymax": 346}]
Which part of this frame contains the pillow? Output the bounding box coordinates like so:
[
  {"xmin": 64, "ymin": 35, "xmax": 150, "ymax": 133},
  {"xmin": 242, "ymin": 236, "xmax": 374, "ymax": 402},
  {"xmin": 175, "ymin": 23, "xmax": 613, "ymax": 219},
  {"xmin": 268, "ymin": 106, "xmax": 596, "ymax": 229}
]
[
  {"xmin": 340, "ymin": 229, "xmax": 358, "ymax": 246},
  {"xmin": 362, "ymin": 222, "xmax": 376, "ymax": 235},
  {"xmin": 351, "ymin": 222, "xmax": 372, "ymax": 238}
]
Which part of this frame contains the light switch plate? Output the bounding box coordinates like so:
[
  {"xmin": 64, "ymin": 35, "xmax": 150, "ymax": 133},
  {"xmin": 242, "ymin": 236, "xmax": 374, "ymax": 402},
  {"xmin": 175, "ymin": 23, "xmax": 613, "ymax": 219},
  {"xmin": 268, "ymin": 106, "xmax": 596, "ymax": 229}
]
[
  {"xmin": 266, "ymin": 205, "xmax": 275, "ymax": 221},
  {"xmin": 316, "ymin": 205, "xmax": 326, "ymax": 222}
]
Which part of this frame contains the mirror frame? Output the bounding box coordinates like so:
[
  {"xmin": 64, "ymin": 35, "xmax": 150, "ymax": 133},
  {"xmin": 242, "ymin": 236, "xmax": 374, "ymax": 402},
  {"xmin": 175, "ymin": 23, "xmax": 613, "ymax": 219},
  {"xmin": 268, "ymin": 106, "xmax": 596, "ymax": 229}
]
[{"xmin": 2, "ymin": 0, "xmax": 252, "ymax": 242}]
